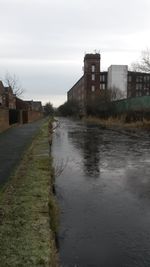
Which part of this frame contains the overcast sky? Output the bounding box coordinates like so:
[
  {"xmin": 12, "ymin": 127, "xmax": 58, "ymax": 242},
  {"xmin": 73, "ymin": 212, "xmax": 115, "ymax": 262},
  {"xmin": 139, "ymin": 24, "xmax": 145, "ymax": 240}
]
[{"xmin": 0, "ymin": 0, "xmax": 150, "ymax": 106}]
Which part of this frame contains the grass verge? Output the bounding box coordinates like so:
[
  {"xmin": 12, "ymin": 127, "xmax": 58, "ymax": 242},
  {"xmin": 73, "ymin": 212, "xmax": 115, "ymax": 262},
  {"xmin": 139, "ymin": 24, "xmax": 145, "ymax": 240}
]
[{"xmin": 0, "ymin": 121, "xmax": 59, "ymax": 267}]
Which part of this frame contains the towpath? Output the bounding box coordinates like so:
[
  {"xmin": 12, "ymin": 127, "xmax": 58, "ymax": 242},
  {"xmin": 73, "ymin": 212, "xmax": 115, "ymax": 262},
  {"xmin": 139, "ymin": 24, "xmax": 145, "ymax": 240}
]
[{"xmin": 0, "ymin": 120, "xmax": 44, "ymax": 186}]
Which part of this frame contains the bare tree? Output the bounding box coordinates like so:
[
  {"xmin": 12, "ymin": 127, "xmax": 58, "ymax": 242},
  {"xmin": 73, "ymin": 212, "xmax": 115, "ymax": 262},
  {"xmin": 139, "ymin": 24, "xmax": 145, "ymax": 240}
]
[
  {"xmin": 44, "ymin": 102, "xmax": 54, "ymax": 116},
  {"xmin": 130, "ymin": 48, "xmax": 150, "ymax": 73},
  {"xmin": 108, "ymin": 86, "xmax": 126, "ymax": 101},
  {"xmin": 4, "ymin": 72, "xmax": 24, "ymax": 96}
]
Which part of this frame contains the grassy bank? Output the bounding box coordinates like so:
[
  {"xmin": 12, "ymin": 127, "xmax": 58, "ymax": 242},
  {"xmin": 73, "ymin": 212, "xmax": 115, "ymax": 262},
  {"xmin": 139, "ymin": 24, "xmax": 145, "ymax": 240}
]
[
  {"xmin": 0, "ymin": 121, "xmax": 59, "ymax": 267},
  {"xmin": 84, "ymin": 116, "xmax": 150, "ymax": 129}
]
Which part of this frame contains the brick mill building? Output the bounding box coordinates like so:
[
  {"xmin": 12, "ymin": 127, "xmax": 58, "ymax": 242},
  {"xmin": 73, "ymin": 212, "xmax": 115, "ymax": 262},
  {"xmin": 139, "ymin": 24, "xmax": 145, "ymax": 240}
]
[{"xmin": 67, "ymin": 53, "xmax": 150, "ymax": 114}]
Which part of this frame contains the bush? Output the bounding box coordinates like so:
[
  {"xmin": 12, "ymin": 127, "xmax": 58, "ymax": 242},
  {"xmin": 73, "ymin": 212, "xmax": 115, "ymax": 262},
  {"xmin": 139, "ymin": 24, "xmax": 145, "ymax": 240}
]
[{"xmin": 58, "ymin": 100, "xmax": 80, "ymax": 116}]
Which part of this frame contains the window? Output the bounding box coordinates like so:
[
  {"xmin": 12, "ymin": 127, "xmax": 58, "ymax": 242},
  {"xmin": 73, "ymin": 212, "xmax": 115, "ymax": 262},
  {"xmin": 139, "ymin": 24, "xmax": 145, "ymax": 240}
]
[
  {"xmin": 100, "ymin": 75, "xmax": 105, "ymax": 82},
  {"xmin": 92, "ymin": 74, "xmax": 95, "ymax": 81},
  {"xmin": 128, "ymin": 91, "xmax": 131, "ymax": 97},
  {"xmin": 100, "ymin": 83, "xmax": 105, "ymax": 90},
  {"xmin": 128, "ymin": 76, "xmax": 132, "ymax": 82},
  {"xmin": 136, "ymin": 76, "xmax": 142, "ymax": 82},
  {"xmin": 136, "ymin": 84, "xmax": 142, "ymax": 90},
  {"xmin": 91, "ymin": 85, "xmax": 95, "ymax": 92},
  {"xmin": 128, "ymin": 84, "xmax": 132, "ymax": 90},
  {"xmin": 137, "ymin": 91, "xmax": 142, "ymax": 97},
  {"xmin": 91, "ymin": 65, "xmax": 95, "ymax": 72}
]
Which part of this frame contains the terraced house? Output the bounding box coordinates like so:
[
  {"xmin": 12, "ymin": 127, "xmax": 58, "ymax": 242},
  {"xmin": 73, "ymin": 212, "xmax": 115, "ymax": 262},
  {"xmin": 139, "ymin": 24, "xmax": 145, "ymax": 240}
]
[
  {"xmin": 0, "ymin": 80, "xmax": 43, "ymax": 132},
  {"xmin": 0, "ymin": 81, "xmax": 16, "ymax": 109}
]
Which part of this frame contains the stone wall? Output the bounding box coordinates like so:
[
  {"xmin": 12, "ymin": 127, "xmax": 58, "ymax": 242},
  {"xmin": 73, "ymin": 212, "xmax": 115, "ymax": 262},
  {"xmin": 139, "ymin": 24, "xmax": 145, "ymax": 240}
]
[{"xmin": 0, "ymin": 108, "xmax": 9, "ymax": 132}]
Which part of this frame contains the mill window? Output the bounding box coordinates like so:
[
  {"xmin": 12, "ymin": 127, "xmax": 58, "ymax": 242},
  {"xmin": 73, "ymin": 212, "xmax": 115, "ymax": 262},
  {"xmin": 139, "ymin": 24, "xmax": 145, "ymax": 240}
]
[
  {"xmin": 92, "ymin": 74, "xmax": 95, "ymax": 81},
  {"xmin": 91, "ymin": 85, "xmax": 95, "ymax": 92},
  {"xmin": 91, "ymin": 65, "xmax": 95, "ymax": 72}
]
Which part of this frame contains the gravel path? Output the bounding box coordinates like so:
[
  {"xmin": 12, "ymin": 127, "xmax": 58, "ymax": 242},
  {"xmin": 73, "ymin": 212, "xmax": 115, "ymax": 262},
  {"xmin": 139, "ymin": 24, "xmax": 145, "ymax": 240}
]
[{"xmin": 0, "ymin": 120, "xmax": 45, "ymax": 186}]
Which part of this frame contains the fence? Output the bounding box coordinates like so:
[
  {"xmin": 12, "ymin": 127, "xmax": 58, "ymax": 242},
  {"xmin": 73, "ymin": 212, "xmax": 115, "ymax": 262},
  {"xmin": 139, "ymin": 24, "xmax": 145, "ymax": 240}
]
[{"xmin": 111, "ymin": 96, "xmax": 150, "ymax": 121}]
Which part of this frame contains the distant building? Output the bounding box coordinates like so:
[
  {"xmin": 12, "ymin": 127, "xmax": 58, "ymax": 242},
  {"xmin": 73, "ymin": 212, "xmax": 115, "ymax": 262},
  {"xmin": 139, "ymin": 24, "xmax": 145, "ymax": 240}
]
[
  {"xmin": 32, "ymin": 101, "xmax": 43, "ymax": 112},
  {"xmin": 68, "ymin": 53, "xmax": 107, "ymax": 114},
  {"xmin": 16, "ymin": 97, "xmax": 29, "ymax": 110},
  {"xmin": 25, "ymin": 100, "xmax": 43, "ymax": 112},
  {"xmin": 67, "ymin": 53, "xmax": 150, "ymax": 114},
  {"xmin": 0, "ymin": 81, "xmax": 16, "ymax": 109},
  {"xmin": 108, "ymin": 65, "xmax": 128, "ymax": 98},
  {"xmin": 0, "ymin": 81, "xmax": 5, "ymax": 107},
  {"xmin": 127, "ymin": 71, "xmax": 150, "ymax": 98},
  {"xmin": 0, "ymin": 80, "xmax": 43, "ymax": 131},
  {"xmin": 4, "ymin": 86, "xmax": 16, "ymax": 109},
  {"xmin": 1, "ymin": 80, "xmax": 43, "ymax": 112}
]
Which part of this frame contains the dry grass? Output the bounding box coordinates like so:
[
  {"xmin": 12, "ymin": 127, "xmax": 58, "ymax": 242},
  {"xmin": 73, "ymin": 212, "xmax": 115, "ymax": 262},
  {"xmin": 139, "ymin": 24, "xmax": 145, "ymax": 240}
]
[
  {"xmin": 0, "ymin": 121, "xmax": 59, "ymax": 267},
  {"xmin": 84, "ymin": 116, "xmax": 150, "ymax": 129}
]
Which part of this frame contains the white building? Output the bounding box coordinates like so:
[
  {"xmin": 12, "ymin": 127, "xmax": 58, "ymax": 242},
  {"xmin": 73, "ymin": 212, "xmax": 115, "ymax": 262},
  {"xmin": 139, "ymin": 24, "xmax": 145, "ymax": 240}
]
[{"xmin": 107, "ymin": 65, "xmax": 128, "ymax": 98}]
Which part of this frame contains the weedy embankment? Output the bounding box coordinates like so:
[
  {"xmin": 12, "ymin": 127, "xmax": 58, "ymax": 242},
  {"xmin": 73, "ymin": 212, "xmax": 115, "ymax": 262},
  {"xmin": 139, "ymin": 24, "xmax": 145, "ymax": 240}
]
[
  {"xmin": 84, "ymin": 116, "xmax": 150, "ymax": 129},
  {"xmin": 0, "ymin": 121, "xmax": 59, "ymax": 267}
]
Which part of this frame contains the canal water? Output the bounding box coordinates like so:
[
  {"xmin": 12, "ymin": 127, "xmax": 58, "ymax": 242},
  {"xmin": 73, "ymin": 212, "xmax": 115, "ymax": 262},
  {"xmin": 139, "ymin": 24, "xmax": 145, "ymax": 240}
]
[{"xmin": 52, "ymin": 118, "xmax": 150, "ymax": 267}]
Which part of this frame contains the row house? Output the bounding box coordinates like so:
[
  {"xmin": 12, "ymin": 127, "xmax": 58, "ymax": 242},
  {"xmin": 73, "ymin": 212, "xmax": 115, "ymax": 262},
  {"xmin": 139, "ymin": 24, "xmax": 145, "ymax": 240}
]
[
  {"xmin": 0, "ymin": 81, "xmax": 16, "ymax": 109},
  {"xmin": 0, "ymin": 80, "xmax": 42, "ymax": 112},
  {"xmin": 0, "ymin": 81, "xmax": 4, "ymax": 107},
  {"xmin": 0, "ymin": 79, "xmax": 43, "ymax": 130}
]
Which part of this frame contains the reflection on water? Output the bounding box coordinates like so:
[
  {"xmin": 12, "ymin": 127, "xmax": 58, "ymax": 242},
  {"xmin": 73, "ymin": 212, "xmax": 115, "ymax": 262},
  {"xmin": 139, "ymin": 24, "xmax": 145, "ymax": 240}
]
[
  {"xmin": 68, "ymin": 125, "xmax": 101, "ymax": 177},
  {"xmin": 53, "ymin": 118, "xmax": 150, "ymax": 267}
]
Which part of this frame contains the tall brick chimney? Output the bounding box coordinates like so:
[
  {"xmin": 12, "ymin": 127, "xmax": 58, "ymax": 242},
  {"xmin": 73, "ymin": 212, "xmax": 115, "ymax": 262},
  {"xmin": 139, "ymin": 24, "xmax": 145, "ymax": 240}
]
[{"xmin": 84, "ymin": 53, "xmax": 101, "ymax": 102}]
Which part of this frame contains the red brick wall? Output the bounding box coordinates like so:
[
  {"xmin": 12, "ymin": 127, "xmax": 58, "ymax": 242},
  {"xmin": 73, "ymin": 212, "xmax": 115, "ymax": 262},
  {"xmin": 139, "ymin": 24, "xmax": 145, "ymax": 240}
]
[
  {"xmin": 84, "ymin": 54, "xmax": 100, "ymax": 102},
  {"xmin": 0, "ymin": 108, "xmax": 9, "ymax": 132},
  {"xmin": 28, "ymin": 111, "xmax": 43, "ymax": 123}
]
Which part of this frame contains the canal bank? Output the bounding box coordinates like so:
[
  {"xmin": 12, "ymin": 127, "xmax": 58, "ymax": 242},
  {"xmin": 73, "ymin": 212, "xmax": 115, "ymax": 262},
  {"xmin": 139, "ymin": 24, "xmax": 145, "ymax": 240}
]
[
  {"xmin": 84, "ymin": 116, "xmax": 150, "ymax": 130},
  {"xmin": 0, "ymin": 121, "xmax": 59, "ymax": 267},
  {"xmin": 53, "ymin": 117, "xmax": 150, "ymax": 267}
]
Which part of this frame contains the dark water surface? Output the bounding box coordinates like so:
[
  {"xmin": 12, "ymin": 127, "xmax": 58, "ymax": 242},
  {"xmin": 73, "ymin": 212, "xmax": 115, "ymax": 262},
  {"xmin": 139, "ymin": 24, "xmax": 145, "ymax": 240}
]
[{"xmin": 52, "ymin": 118, "xmax": 150, "ymax": 267}]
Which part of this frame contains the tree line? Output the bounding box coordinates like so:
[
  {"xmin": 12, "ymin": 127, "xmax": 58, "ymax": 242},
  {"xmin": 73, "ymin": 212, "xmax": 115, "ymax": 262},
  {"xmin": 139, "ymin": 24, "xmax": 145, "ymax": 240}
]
[{"xmin": 57, "ymin": 87, "xmax": 125, "ymax": 117}]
